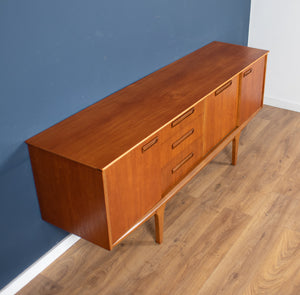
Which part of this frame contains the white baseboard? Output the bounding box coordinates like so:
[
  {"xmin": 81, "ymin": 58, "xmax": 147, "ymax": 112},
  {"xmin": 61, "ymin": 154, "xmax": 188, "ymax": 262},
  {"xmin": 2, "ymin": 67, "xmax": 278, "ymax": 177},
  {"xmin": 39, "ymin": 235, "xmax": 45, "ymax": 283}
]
[
  {"xmin": 264, "ymin": 96, "xmax": 300, "ymax": 113},
  {"xmin": 0, "ymin": 234, "xmax": 80, "ymax": 295}
]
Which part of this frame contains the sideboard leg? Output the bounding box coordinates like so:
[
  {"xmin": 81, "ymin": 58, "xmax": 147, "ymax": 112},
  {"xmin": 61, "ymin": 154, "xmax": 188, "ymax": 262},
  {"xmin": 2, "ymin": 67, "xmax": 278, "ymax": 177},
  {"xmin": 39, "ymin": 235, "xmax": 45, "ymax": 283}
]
[
  {"xmin": 155, "ymin": 204, "xmax": 166, "ymax": 244},
  {"xmin": 232, "ymin": 133, "xmax": 240, "ymax": 165}
]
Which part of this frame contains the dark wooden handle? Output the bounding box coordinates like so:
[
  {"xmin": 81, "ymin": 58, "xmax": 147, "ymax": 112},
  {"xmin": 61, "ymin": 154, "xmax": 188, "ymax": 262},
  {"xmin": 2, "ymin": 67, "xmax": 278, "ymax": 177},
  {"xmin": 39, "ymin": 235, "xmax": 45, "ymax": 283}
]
[
  {"xmin": 171, "ymin": 108, "xmax": 194, "ymax": 128},
  {"xmin": 142, "ymin": 137, "xmax": 158, "ymax": 153},
  {"xmin": 243, "ymin": 68, "xmax": 253, "ymax": 77},
  {"xmin": 172, "ymin": 129, "xmax": 194, "ymax": 149},
  {"xmin": 215, "ymin": 81, "xmax": 232, "ymax": 96},
  {"xmin": 172, "ymin": 152, "xmax": 194, "ymax": 174}
]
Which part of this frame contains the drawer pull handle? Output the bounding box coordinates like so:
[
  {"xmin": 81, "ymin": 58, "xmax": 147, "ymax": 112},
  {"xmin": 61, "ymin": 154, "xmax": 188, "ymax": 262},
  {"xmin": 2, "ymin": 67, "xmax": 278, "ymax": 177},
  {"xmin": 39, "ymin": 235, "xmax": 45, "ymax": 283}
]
[
  {"xmin": 142, "ymin": 137, "xmax": 158, "ymax": 153},
  {"xmin": 215, "ymin": 80, "xmax": 232, "ymax": 96},
  {"xmin": 172, "ymin": 152, "xmax": 194, "ymax": 174},
  {"xmin": 171, "ymin": 108, "xmax": 194, "ymax": 128},
  {"xmin": 172, "ymin": 129, "xmax": 194, "ymax": 149},
  {"xmin": 243, "ymin": 68, "xmax": 253, "ymax": 77}
]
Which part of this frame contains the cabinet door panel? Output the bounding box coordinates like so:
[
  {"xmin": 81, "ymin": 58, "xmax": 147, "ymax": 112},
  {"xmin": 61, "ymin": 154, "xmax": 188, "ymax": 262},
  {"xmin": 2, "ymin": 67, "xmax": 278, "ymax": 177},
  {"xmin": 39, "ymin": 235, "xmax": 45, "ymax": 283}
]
[
  {"xmin": 104, "ymin": 134, "xmax": 162, "ymax": 243},
  {"xmin": 239, "ymin": 57, "xmax": 266, "ymax": 124},
  {"xmin": 203, "ymin": 76, "xmax": 238, "ymax": 155}
]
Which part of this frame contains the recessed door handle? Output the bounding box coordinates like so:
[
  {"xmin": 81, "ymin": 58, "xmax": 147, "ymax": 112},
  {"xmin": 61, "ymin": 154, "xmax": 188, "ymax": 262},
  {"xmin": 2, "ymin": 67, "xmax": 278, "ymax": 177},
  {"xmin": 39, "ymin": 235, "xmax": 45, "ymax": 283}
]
[
  {"xmin": 215, "ymin": 81, "xmax": 232, "ymax": 96},
  {"xmin": 171, "ymin": 108, "xmax": 194, "ymax": 128},
  {"xmin": 142, "ymin": 137, "xmax": 158, "ymax": 153},
  {"xmin": 243, "ymin": 68, "xmax": 253, "ymax": 77},
  {"xmin": 172, "ymin": 129, "xmax": 194, "ymax": 149},
  {"xmin": 172, "ymin": 152, "xmax": 194, "ymax": 174}
]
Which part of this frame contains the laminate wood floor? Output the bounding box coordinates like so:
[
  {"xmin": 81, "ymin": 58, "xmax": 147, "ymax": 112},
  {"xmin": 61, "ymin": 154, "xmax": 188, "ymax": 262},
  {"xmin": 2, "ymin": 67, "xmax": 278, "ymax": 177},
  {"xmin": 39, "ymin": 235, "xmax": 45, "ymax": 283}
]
[{"xmin": 18, "ymin": 105, "xmax": 300, "ymax": 295}]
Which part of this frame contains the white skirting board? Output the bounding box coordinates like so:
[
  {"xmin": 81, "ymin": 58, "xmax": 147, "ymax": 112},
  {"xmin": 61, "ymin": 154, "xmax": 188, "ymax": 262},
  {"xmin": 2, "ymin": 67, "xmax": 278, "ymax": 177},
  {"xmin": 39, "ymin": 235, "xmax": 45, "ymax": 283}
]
[
  {"xmin": 0, "ymin": 234, "xmax": 80, "ymax": 295},
  {"xmin": 264, "ymin": 96, "xmax": 300, "ymax": 113}
]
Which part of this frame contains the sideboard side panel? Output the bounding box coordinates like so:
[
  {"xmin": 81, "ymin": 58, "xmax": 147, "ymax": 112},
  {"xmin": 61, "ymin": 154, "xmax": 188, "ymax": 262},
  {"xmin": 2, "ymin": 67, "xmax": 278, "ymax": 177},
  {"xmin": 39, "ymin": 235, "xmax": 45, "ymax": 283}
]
[{"xmin": 28, "ymin": 146, "xmax": 111, "ymax": 249}]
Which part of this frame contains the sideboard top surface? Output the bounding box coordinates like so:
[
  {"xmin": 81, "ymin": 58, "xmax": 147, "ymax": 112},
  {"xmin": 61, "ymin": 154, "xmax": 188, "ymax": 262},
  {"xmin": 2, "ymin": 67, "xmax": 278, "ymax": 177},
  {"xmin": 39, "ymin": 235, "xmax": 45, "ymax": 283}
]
[{"xmin": 26, "ymin": 41, "xmax": 268, "ymax": 170}]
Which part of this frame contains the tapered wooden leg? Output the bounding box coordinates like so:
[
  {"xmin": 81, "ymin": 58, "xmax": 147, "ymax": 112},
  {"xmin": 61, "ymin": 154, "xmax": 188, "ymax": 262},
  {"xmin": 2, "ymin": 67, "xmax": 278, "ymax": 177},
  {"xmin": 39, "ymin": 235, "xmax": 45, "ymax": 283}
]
[
  {"xmin": 155, "ymin": 204, "xmax": 166, "ymax": 244},
  {"xmin": 232, "ymin": 133, "xmax": 240, "ymax": 165}
]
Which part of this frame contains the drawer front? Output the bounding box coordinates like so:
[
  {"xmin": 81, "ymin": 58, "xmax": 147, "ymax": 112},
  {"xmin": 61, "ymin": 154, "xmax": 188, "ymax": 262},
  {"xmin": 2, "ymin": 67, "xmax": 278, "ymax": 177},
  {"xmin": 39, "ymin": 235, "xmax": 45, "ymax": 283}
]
[
  {"xmin": 160, "ymin": 117, "xmax": 203, "ymax": 167},
  {"xmin": 161, "ymin": 138, "xmax": 203, "ymax": 195},
  {"xmin": 160, "ymin": 99, "xmax": 205, "ymax": 143}
]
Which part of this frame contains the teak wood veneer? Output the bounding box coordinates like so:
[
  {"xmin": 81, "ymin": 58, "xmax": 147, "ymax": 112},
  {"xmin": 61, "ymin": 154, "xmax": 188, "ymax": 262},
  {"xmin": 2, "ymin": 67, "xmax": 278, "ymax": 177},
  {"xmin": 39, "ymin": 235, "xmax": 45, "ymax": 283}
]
[{"xmin": 26, "ymin": 41, "xmax": 269, "ymax": 250}]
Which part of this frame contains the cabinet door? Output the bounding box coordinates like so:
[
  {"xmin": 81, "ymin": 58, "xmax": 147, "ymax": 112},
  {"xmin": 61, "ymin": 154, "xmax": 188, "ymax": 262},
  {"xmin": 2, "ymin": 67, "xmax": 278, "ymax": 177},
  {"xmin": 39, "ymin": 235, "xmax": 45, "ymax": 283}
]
[
  {"xmin": 104, "ymin": 134, "xmax": 162, "ymax": 244},
  {"xmin": 203, "ymin": 76, "xmax": 239, "ymax": 155},
  {"xmin": 239, "ymin": 57, "xmax": 266, "ymax": 125}
]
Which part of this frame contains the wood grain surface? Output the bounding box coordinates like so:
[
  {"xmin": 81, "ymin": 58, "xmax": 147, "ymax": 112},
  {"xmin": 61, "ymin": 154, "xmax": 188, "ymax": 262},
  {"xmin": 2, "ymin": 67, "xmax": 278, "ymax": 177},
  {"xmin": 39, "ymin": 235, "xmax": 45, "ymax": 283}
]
[
  {"xmin": 26, "ymin": 42, "xmax": 268, "ymax": 170},
  {"xmin": 18, "ymin": 105, "xmax": 300, "ymax": 295},
  {"xmin": 27, "ymin": 146, "xmax": 111, "ymax": 249}
]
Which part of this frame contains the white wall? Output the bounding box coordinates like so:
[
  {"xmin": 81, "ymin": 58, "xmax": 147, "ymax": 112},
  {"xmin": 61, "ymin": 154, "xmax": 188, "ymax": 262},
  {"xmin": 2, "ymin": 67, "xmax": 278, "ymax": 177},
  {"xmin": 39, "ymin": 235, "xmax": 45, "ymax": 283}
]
[{"xmin": 248, "ymin": 0, "xmax": 300, "ymax": 112}]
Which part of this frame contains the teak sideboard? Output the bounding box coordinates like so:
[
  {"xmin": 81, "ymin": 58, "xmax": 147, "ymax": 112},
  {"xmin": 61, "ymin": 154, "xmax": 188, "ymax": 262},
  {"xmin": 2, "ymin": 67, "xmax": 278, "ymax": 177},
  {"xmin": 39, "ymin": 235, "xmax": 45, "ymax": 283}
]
[{"xmin": 26, "ymin": 41, "xmax": 269, "ymax": 250}]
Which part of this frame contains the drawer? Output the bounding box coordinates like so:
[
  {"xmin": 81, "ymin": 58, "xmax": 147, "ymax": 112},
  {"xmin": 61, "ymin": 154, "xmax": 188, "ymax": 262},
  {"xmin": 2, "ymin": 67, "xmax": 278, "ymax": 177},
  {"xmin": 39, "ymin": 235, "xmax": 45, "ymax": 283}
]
[
  {"xmin": 161, "ymin": 138, "xmax": 203, "ymax": 195},
  {"xmin": 160, "ymin": 118, "xmax": 203, "ymax": 167},
  {"xmin": 160, "ymin": 99, "xmax": 205, "ymax": 143}
]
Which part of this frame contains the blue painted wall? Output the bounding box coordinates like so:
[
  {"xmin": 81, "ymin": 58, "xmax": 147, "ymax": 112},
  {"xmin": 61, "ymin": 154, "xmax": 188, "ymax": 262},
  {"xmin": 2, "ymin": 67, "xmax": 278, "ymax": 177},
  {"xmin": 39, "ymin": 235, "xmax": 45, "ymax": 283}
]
[{"xmin": 0, "ymin": 0, "xmax": 251, "ymax": 288}]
